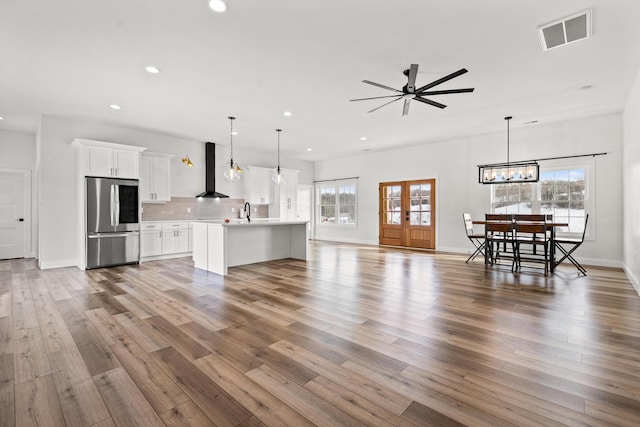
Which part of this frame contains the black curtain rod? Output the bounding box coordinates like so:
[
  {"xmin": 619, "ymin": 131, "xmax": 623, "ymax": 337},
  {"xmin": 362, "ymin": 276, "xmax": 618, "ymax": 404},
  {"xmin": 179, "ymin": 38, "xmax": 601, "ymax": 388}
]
[
  {"xmin": 313, "ymin": 176, "xmax": 359, "ymax": 183},
  {"xmin": 477, "ymin": 152, "xmax": 607, "ymax": 168}
]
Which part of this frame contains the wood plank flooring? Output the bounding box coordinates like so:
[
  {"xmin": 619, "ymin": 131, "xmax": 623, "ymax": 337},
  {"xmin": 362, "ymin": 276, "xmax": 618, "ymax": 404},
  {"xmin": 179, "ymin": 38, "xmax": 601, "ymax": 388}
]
[{"xmin": 1, "ymin": 241, "xmax": 640, "ymax": 426}]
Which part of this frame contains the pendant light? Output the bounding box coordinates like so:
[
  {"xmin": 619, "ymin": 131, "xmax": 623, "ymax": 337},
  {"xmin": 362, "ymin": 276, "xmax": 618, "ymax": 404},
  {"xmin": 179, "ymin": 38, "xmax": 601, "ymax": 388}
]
[
  {"xmin": 272, "ymin": 128, "xmax": 285, "ymax": 185},
  {"xmin": 478, "ymin": 116, "xmax": 539, "ymax": 184},
  {"xmin": 224, "ymin": 116, "xmax": 242, "ymax": 183}
]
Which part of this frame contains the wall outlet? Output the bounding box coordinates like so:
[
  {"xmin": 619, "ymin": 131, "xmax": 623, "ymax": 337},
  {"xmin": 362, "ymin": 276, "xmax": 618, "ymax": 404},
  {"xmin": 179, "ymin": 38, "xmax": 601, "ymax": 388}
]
[
  {"xmin": 254, "ymin": 207, "xmax": 258, "ymax": 212},
  {"xmin": 231, "ymin": 207, "xmax": 235, "ymax": 213},
  {"xmin": 186, "ymin": 207, "xmax": 192, "ymax": 213}
]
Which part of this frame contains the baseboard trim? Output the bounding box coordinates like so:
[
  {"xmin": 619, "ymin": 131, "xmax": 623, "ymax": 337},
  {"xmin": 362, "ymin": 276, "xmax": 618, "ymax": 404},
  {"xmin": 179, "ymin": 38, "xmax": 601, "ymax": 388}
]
[
  {"xmin": 623, "ymin": 263, "xmax": 640, "ymax": 295},
  {"xmin": 312, "ymin": 237, "xmax": 378, "ymax": 246},
  {"xmin": 39, "ymin": 259, "xmax": 77, "ymax": 270},
  {"xmin": 141, "ymin": 253, "xmax": 192, "ymax": 263}
]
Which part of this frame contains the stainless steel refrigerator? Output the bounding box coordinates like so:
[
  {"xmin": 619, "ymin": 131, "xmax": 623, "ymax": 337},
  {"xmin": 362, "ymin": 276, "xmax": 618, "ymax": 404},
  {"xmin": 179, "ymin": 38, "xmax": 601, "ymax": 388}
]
[{"xmin": 86, "ymin": 177, "xmax": 140, "ymax": 269}]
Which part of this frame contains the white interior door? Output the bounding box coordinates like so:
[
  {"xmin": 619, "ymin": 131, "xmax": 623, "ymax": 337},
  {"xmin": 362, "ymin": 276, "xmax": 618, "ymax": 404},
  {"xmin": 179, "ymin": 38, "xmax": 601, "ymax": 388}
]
[{"xmin": 0, "ymin": 170, "xmax": 26, "ymax": 259}]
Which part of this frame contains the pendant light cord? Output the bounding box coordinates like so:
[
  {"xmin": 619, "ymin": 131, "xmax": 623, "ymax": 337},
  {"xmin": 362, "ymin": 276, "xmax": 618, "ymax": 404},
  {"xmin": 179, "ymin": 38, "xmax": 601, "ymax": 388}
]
[
  {"xmin": 505, "ymin": 116, "xmax": 512, "ymax": 166},
  {"xmin": 228, "ymin": 116, "xmax": 235, "ymax": 164},
  {"xmin": 276, "ymin": 129, "xmax": 282, "ymax": 173}
]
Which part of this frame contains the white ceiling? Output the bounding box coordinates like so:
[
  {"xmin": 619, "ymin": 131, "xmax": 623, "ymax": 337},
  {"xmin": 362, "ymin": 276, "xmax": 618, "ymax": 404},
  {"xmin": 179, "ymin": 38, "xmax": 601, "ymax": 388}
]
[{"xmin": 1, "ymin": 0, "xmax": 640, "ymax": 161}]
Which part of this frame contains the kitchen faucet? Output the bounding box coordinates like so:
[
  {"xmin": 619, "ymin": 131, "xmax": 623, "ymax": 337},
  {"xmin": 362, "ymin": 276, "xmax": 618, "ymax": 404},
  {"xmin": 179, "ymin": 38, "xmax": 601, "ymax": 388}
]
[{"xmin": 244, "ymin": 202, "xmax": 251, "ymax": 222}]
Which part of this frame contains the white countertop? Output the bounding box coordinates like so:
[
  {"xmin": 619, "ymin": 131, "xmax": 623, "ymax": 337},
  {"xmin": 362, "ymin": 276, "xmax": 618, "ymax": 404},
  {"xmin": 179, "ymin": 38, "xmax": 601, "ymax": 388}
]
[{"xmin": 191, "ymin": 219, "xmax": 308, "ymax": 227}]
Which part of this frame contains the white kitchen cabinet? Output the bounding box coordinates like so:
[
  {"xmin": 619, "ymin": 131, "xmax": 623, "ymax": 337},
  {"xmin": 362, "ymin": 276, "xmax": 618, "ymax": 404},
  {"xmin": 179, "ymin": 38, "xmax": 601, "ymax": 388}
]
[
  {"xmin": 270, "ymin": 169, "xmax": 299, "ymax": 220},
  {"xmin": 140, "ymin": 153, "xmax": 173, "ymax": 202},
  {"xmin": 141, "ymin": 221, "xmax": 190, "ymax": 259},
  {"xmin": 161, "ymin": 222, "xmax": 189, "ymax": 254},
  {"xmin": 141, "ymin": 223, "xmax": 163, "ymax": 257},
  {"xmin": 74, "ymin": 139, "xmax": 146, "ymax": 179},
  {"xmin": 244, "ymin": 166, "xmax": 273, "ymax": 204}
]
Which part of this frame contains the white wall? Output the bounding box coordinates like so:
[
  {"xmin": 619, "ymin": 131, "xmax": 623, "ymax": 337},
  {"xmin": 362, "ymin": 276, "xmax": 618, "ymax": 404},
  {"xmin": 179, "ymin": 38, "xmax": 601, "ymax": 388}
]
[
  {"xmin": 0, "ymin": 129, "xmax": 37, "ymax": 257},
  {"xmin": 214, "ymin": 145, "xmax": 314, "ymax": 200},
  {"xmin": 315, "ymin": 113, "xmax": 623, "ymax": 268},
  {"xmin": 623, "ymin": 67, "xmax": 640, "ymax": 293},
  {"xmin": 37, "ymin": 115, "xmax": 313, "ymax": 268}
]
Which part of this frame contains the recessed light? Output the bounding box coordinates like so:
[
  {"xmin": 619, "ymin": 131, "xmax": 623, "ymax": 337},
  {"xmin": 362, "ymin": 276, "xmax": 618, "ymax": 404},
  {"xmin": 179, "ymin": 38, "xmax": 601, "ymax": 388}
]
[
  {"xmin": 145, "ymin": 66, "xmax": 160, "ymax": 74},
  {"xmin": 283, "ymin": 111, "xmax": 292, "ymax": 117},
  {"xmin": 110, "ymin": 104, "xmax": 122, "ymax": 110},
  {"xmin": 360, "ymin": 136, "xmax": 367, "ymax": 141},
  {"xmin": 306, "ymin": 148, "xmax": 312, "ymax": 151},
  {"xmin": 208, "ymin": 0, "xmax": 228, "ymax": 13},
  {"xmin": 231, "ymin": 131, "xmax": 238, "ymax": 135},
  {"xmin": 0, "ymin": 116, "xmax": 4, "ymax": 120}
]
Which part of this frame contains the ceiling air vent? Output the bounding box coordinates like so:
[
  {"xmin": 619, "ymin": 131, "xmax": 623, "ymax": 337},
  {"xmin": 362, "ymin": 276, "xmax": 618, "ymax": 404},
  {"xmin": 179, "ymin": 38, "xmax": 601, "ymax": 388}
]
[{"xmin": 538, "ymin": 9, "xmax": 592, "ymax": 51}]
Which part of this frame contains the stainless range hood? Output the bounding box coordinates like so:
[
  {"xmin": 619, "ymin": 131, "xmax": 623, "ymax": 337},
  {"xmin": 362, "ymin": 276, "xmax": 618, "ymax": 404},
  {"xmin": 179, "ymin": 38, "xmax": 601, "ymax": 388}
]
[{"xmin": 196, "ymin": 143, "xmax": 229, "ymax": 198}]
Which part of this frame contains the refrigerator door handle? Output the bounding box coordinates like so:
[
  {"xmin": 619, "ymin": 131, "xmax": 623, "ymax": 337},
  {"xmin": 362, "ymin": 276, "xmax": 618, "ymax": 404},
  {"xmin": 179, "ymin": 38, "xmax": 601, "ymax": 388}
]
[
  {"xmin": 110, "ymin": 184, "xmax": 116, "ymax": 226},
  {"xmin": 88, "ymin": 232, "xmax": 139, "ymax": 238},
  {"xmin": 114, "ymin": 185, "xmax": 120, "ymax": 226}
]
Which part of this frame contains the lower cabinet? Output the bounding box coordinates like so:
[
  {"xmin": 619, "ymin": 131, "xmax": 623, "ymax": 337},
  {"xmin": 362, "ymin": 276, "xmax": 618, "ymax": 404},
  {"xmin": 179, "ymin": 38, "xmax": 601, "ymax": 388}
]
[
  {"xmin": 141, "ymin": 223, "xmax": 163, "ymax": 257},
  {"xmin": 162, "ymin": 222, "xmax": 189, "ymax": 254},
  {"xmin": 141, "ymin": 221, "xmax": 190, "ymax": 258}
]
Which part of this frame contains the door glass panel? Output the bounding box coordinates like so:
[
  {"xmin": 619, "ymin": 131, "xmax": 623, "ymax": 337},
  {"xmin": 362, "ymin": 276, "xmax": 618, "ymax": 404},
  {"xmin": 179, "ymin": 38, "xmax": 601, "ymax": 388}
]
[
  {"xmin": 421, "ymin": 212, "xmax": 431, "ymax": 225},
  {"xmin": 410, "ymin": 212, "xmax": 420, "ymax": 225},
  {"xmin": 382, "ymin": 185, "xmax": 402, "ymax": 225},
  {"xmin": 406, "ymin": 183, "xmax": 431, "ymax": 226}
]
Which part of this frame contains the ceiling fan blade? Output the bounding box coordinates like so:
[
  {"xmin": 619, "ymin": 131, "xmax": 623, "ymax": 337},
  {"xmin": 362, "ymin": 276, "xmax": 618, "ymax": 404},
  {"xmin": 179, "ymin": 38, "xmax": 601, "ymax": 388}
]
[
  {"xmin": 402, "ymin": 98, "xmax": 411, "ymax": 116},
  {"xmin": 350, "ymin": 94, "xmax": 408, "ymax": 102},
  {"xmin": 415, "ymin": 68, "xmax": 468, "ymax": 93},
  {"xmin": 417, "ymin": 88, "xmax": 475, "ymax": 96},
  {"xmin": 362, "ymin": 80, "xmax": 402, "ymax": 93},
  {"xmin": 406, "ymin": 64, "xmax": 418, "ymax": 93},
  {"xmin": 367, "ymin": 96, "xmax": 402, "ymax": 113},
  {"xmin": 413, "ymin": 96, "xmax": 447, "ymax": 109}
]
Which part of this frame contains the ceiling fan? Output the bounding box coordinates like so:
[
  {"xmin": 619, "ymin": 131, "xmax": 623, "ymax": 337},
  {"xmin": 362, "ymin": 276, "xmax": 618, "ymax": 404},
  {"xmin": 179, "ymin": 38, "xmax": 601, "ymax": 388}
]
[{"xmin": 350, "ymin": 64, "xmax": 474, "ymax": 116}]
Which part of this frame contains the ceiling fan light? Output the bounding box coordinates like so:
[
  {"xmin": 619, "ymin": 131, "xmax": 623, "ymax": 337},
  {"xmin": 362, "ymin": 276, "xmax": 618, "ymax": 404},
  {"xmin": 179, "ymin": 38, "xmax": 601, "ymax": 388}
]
[{"xmin": 208, "ymin": 0, "xmax": 228, "ymax": 13}]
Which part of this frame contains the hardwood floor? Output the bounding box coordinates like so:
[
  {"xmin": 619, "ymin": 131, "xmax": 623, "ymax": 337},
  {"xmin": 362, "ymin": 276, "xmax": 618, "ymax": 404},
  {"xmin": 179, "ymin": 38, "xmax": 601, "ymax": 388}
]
[{"xmin": 1, "ymin": 241, "xmax": 640, "ymax": 426}]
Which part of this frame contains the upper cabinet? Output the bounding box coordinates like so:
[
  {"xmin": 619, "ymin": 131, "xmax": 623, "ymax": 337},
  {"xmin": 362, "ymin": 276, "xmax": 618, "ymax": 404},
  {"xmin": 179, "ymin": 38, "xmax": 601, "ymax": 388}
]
[
  {"xmin": 244, "ymin": 166, "xmax": 274, "ymax": 204},
  {"xmin": 270, "ymin": 169, "xmax": 299, "ymax": 220},
  {"xmin": 140, "ymin": 152, "xmax": 173, "ymax": 202},
  {"xmin": 73, "ymin": 139, "xmax": 146, "ymax": 179}
]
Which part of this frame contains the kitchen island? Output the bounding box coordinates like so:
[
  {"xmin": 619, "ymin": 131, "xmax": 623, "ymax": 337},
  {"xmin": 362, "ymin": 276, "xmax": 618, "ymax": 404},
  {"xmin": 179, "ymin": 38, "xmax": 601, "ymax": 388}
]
[{"xmin": 191, "ymin": 219, "xmax": 309, "ymax": 275}]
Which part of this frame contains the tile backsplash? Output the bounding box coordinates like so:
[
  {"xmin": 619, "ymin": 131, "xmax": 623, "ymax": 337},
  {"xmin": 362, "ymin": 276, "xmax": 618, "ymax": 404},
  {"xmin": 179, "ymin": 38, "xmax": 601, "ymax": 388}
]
[{"xmin": 141, "ymin": 197, "xmax": 269, "ymax": 221}]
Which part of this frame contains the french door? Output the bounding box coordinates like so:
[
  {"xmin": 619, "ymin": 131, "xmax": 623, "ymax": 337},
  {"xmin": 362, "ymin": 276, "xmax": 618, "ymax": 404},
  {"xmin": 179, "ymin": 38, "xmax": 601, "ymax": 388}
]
[{"xmin": 379, "ymin": 179, "xmax": 435, "ymax": 249}]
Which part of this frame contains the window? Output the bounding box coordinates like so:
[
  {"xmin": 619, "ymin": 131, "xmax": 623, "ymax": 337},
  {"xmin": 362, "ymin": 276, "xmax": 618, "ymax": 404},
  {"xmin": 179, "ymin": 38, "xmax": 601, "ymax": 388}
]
[
  {"xmin": 490, "ymin": 160, "xmax": 592, "ymax": 236},
  {"xmin": 316, "ymin": 179, "xmax": 357, "ymax": 226}
]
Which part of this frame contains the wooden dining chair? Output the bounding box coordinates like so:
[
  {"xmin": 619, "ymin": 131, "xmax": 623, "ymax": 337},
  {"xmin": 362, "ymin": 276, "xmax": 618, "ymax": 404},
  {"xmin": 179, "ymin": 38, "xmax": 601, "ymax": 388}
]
[
  {"xmin": 514, "ymin": 214, "xmax": 547, "ymax": 222},
  {"xmin": 463, "ymin": 213, "xmax": 486, "ymax": 263},
  {"xmin": 514, "ymin": 222, "xmax": 550, "ymax": 275},
  {"xmin": 485, "ymin": 221, "xmax": 516, "ymax": 271},
  {"xmin": 485, "ymin": 213, "xmax": 514, "ymax": 222},
  {"xmin": 554, "ymin": 214, "xmax": 589, "ymax": 275}
]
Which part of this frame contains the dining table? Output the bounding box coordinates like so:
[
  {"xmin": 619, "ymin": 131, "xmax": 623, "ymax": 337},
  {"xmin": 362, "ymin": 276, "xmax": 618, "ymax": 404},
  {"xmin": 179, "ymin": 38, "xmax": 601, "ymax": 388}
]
[{"xmin": 472, "ymin": 219, "xmax": 569, "ymax": 273}]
